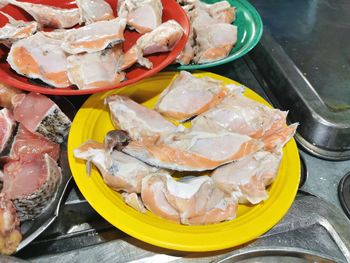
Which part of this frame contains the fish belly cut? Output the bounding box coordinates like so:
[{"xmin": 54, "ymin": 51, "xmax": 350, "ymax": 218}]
[
  {"xmin": 118, "ymin": 0, "xmax": 162, "ymax": 34},
  {"xmin": 124, "ymin": 129, "xmax": 263, "ymax": 171},
  {"xmin": 0, "ymin": 11, "xmax": 38, "ymax": 46},
  {"xmin": 211, "ymin": 151, "xmax": 282, "ymax": 204},
  {"xmin": 12, "ymin": 92, "xmax": 71, "ymax": 144},
  {"xmin": 7, "ymin": 32, "xmax": 71, "ymax": 88},
  {"xmin": 74, "ymin": 140, "xmax": 161, "ymax": 193},
  {"xmin": 105, "ymin": 95, "xmax": 177, "ymax": 140},
  {"xmin": 141, "ymin": 173, "xmax": 237, "ymax": 225},
  {"xmin": 192, "ymin": 93, "xmax": 288, "ymax": 139},
  {"xmin": 121, "ymin": 20, "xmax": 183, "ymax": 70},
  {"xmin": 76, "ymin": 0, "xmax": 114, "ymax": 24},
  {"xmin": 2, "ymin": 154, "xmax": 62, "ymax": 221},
  {"xmin": 0, "ymin": 108, "xmax": 16, "ymax": 155},
  {"xmin": 9, "ymin": 124, "xmax": 60, "ymax": 162},
  {"xmin": 6, "ymin": 0, "xmax": 80, "ymax": 29},
  {"xmin": 154, "ymin": 71, "xmax": 230, "ymax": 121},
  {"xmin": 67, "ymin": 46, "xmax": 125, "ymax": 90},
  {"xmin": 0, "ymin": 193, "xmax": 22, "ymax": 255},
  {"xmin": 61, "ymin": 18, "xmax": 126, "ymax": 54},
  {"xmin": 194, "ymin": 23, "xmax": 237, "ymax": 64}
]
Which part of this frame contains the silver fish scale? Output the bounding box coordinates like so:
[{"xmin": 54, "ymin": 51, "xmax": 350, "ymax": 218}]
[
  {"xmin": 13, "ymin": 160, "xmax": 62, "ymax": 222},
  {"xmin": 35, "ymin": 106, "xmax": 71, "ymax": 144}
]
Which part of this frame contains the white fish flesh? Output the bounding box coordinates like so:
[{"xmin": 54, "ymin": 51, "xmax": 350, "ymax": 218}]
[
  {"xmin": 7, "ymin": 32, "xmax": 71, "ymax": 88},
  {"xmin": 67, "ymin": 45, "xmax": 125, "ymax": 90},
  {"xmin": 74, "ymin": 140, "xmax": 161, "ymax": 193},
  {"xmin": 0, "ymin": 108, "xmax": 16, "ymax": 156},
  {"xmin": 121, "ymin": 192, "xmax": 146, "ymax": 213},
  {"xmin": 191, "ymin": 92, "xmax": 289, "ymax": 139},
  {"xmin": 124, "ymin": 128, "xmax": 263, "ymax": 171},
  {"xmin": 2, "ymin": 154, "xmax": 62, "ymax": 221},
  {"xmin": 12, "ymin": 92, "xmax": 71, "ymax": 144},
  {"xmin": 105, "ymin": 95, "xmax": 177, "ymax": 141},
  {"xmin": 121, "ymin": 20, "xmax": 183, "ymax": 69},
  {"xmin": 154, "ymin": 71, "xmax": 235, "ymax": 121},
  {"xmin": 0, "ymin": 83, "xmax": 22, "ymax": 109},
  {"xmin": 61, "ymin": 17, "xmax": 126, "ymax": 54},
  {"xmin": 5, "ymin": 0, "xmax": 80, "ymax": 28},
  {"xmin": 76, "ymin": 0, "xmax": 114, "ymax": 24},
  {"xmin": 0, "ymin": 11, "xmax": 38, "ymax": 47},
  {"xmin": 118, "ymin": 0, "xmax": 162, "ymax": 34},
  {"xmin": 141, "ymin": 173, "xmax": 237, "ymax": 224},
  {"xmin": 211, "ymin": 151, "xmax": 282, "ymax": 204},
  {"xmin": 0, "ymin": 193, "xmax": 22, "ymax": 255}
]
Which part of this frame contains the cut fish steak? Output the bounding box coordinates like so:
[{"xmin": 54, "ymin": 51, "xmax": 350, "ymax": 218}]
[
  {"xmin": 205, "ymin": 1, "xmax": 235, "ymax": 24},
  {"xmin": 191, "ymin": 92, "xmax": 289, "ymax": 139},
  {"xmin": 4, "ymin": 0, "xmax": 80, "ymax": 29},
  {"xmin": 8, "ymin": 124, "xmax": 60, "ymax": 163},
  {"xmin": 61, "ymin": 17, "xmax": 126, "ymax": 54},
  {"xmin": 122, "ymin": 20, "xmax": 183, "ymax": 69},
  {"xmin": 76, "ymin": 0, "xmax": 114, "ymax": 24},
  {"xmin": 118, "ymin": 0, "xmax": 162, "ymax": 34},
  {"xmin": 2, "ymin": 154, "xmax": 62, "ymax": 221},
  {"xmin": 12, "ymin": 92, "xmax": 71, "ymax": 144},
  {"xmin": 0, "ymin": 193, "xmax": 22, "ymax": 255},
  {"xmin": 0, "ymin": 108, "xmax": 16, "ymax": 156},
  {"xmin": 7, "ymin": 32, "xmax": 71, "ymax": 88},
  {"xmin": 121, "ymin": 192, "xmax": 146, "ymax": 213},
  {"xmin": 74, "ymin": 140, "xmax": 161, "ymax": 193},
  {"xmin": 211, "ymin": 151, "xmax": 282, "ymax": 205},
  {"xmin": 124, "ymin": 128, "xmax": 263, "ymax": 171},
  {"xmin": 67, "ymin": 45, "xmax": 125, "ymax": 90},
  {"xmin": 0, "ymin": 11, "xmax": 38, "ymax": 47},
  {"xmin": 105, "ymin": 95, "xmax": 177, "ymax": 141},
  {"xmin": 0, "ymin": 83, "xmax": 22, "ymax": 109},
  {"xmin": 141, "ymin": 173, "xmax": 237, "ymax": 225},
  {"xmin": 154, "ymin": 71, "xmax": 235, "ymax": 121}
]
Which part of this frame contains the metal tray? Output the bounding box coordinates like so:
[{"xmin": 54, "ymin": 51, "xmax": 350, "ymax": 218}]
[{"xmin": 246, "ymin": 1, "xmax": 350, "ymax": 160}]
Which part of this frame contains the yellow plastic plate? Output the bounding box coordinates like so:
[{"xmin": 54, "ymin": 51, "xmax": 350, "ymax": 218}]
[{"xmin": 67, "ymin": 71, "xmax": 300, "ymax": 252}]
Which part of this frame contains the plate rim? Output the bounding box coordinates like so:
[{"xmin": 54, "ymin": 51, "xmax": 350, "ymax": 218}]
[{"xmin": 67, "ymin": 71, "xmax": 300, "ymax": 252}]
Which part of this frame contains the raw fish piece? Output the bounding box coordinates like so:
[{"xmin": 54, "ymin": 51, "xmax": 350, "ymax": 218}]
[
  {"xmin": 192, "ymin": 93, "xmax": 288, "ymax": 139},
  {"xmin": 118, "ymin": 0, "xmax": 162, "ymax": 34},
  {"xmin": 105, "ymin": 95, "xmax": 177, "ymax": 141},
  {"xmin": 154, "ymin": 71, "xmax": 231, "ymax": 121},
  {"xmin": 0, "ymin": 11, "xmax": 38, "ymax": 47},
  {"xmin": 61, "ymin": 17, "xmax": 126, "ymax": 54},
  {"xmin": 67, "ymin": 45, "xmax": 125, "ymax": 90},
  {"xmin": 4, "ymin": 0, "xmax": 80, "ymax": 28},
  {"xmin": 0, "ymin": 108, "xmax": 16, "ymax": 155},
  {"xmin": 141, "ymin": 174, "xmax": 180, "ymax": 223},
  {"xmin": 7, "ymin": 32, "xmax": 71, "ymax": 88},
  {"xmin": 121, "ymin": 20, "xmax": 183, "ymax": 69},
  {"xmin": 76, "ymin": 0, "xmax": 114, "ymax": 24},
  {"xmin": 141, "ymin": 173, "xmax": 237, "ymax": 224},
  {"xmin": 121, "ymin": 192, "xmax": 146, "ymax": 213},
  {"xmin": 212, "ymin": 151, "xmax": 282, "ymax": 204},
  {"xmin": 263, "ymin": 123, "xmax": 298, "ymax": 153},
  {"xmin": 0, "ymin": 83, "xmax": 22, "ymax": 109},
  {"xmin": 205, "ymin": 1, "xmax": 235, "ymax": 24},
  {"xmin": 12, "ymin": 92, "xmax": 71, "ymax": 144},
  {"xmin": 9, "ymin": 124, "xmax": 60, "ymax": 162},
  {"xmin": 0, "ymin": 193, "xmax": 22, "ymax": 255},
  {"xmin": 194, "ymin": 23, "xmax": 237, "ymax": 64},
  {"xmin": 74, "ymin": 140, "xmax": 161, "ymax": 193},
  {"xmin": 2, "ymin": 154, "xmax": 62, "ymax": 221},
  {"xmin": 124, "ymin": 128, "xmax": 263, "ymax": 171}
]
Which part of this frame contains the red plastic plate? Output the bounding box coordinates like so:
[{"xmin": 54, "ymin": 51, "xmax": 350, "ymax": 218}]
[{"xmin": 0, "ymin": 0, "xmax": 189, "ymax": 95}]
